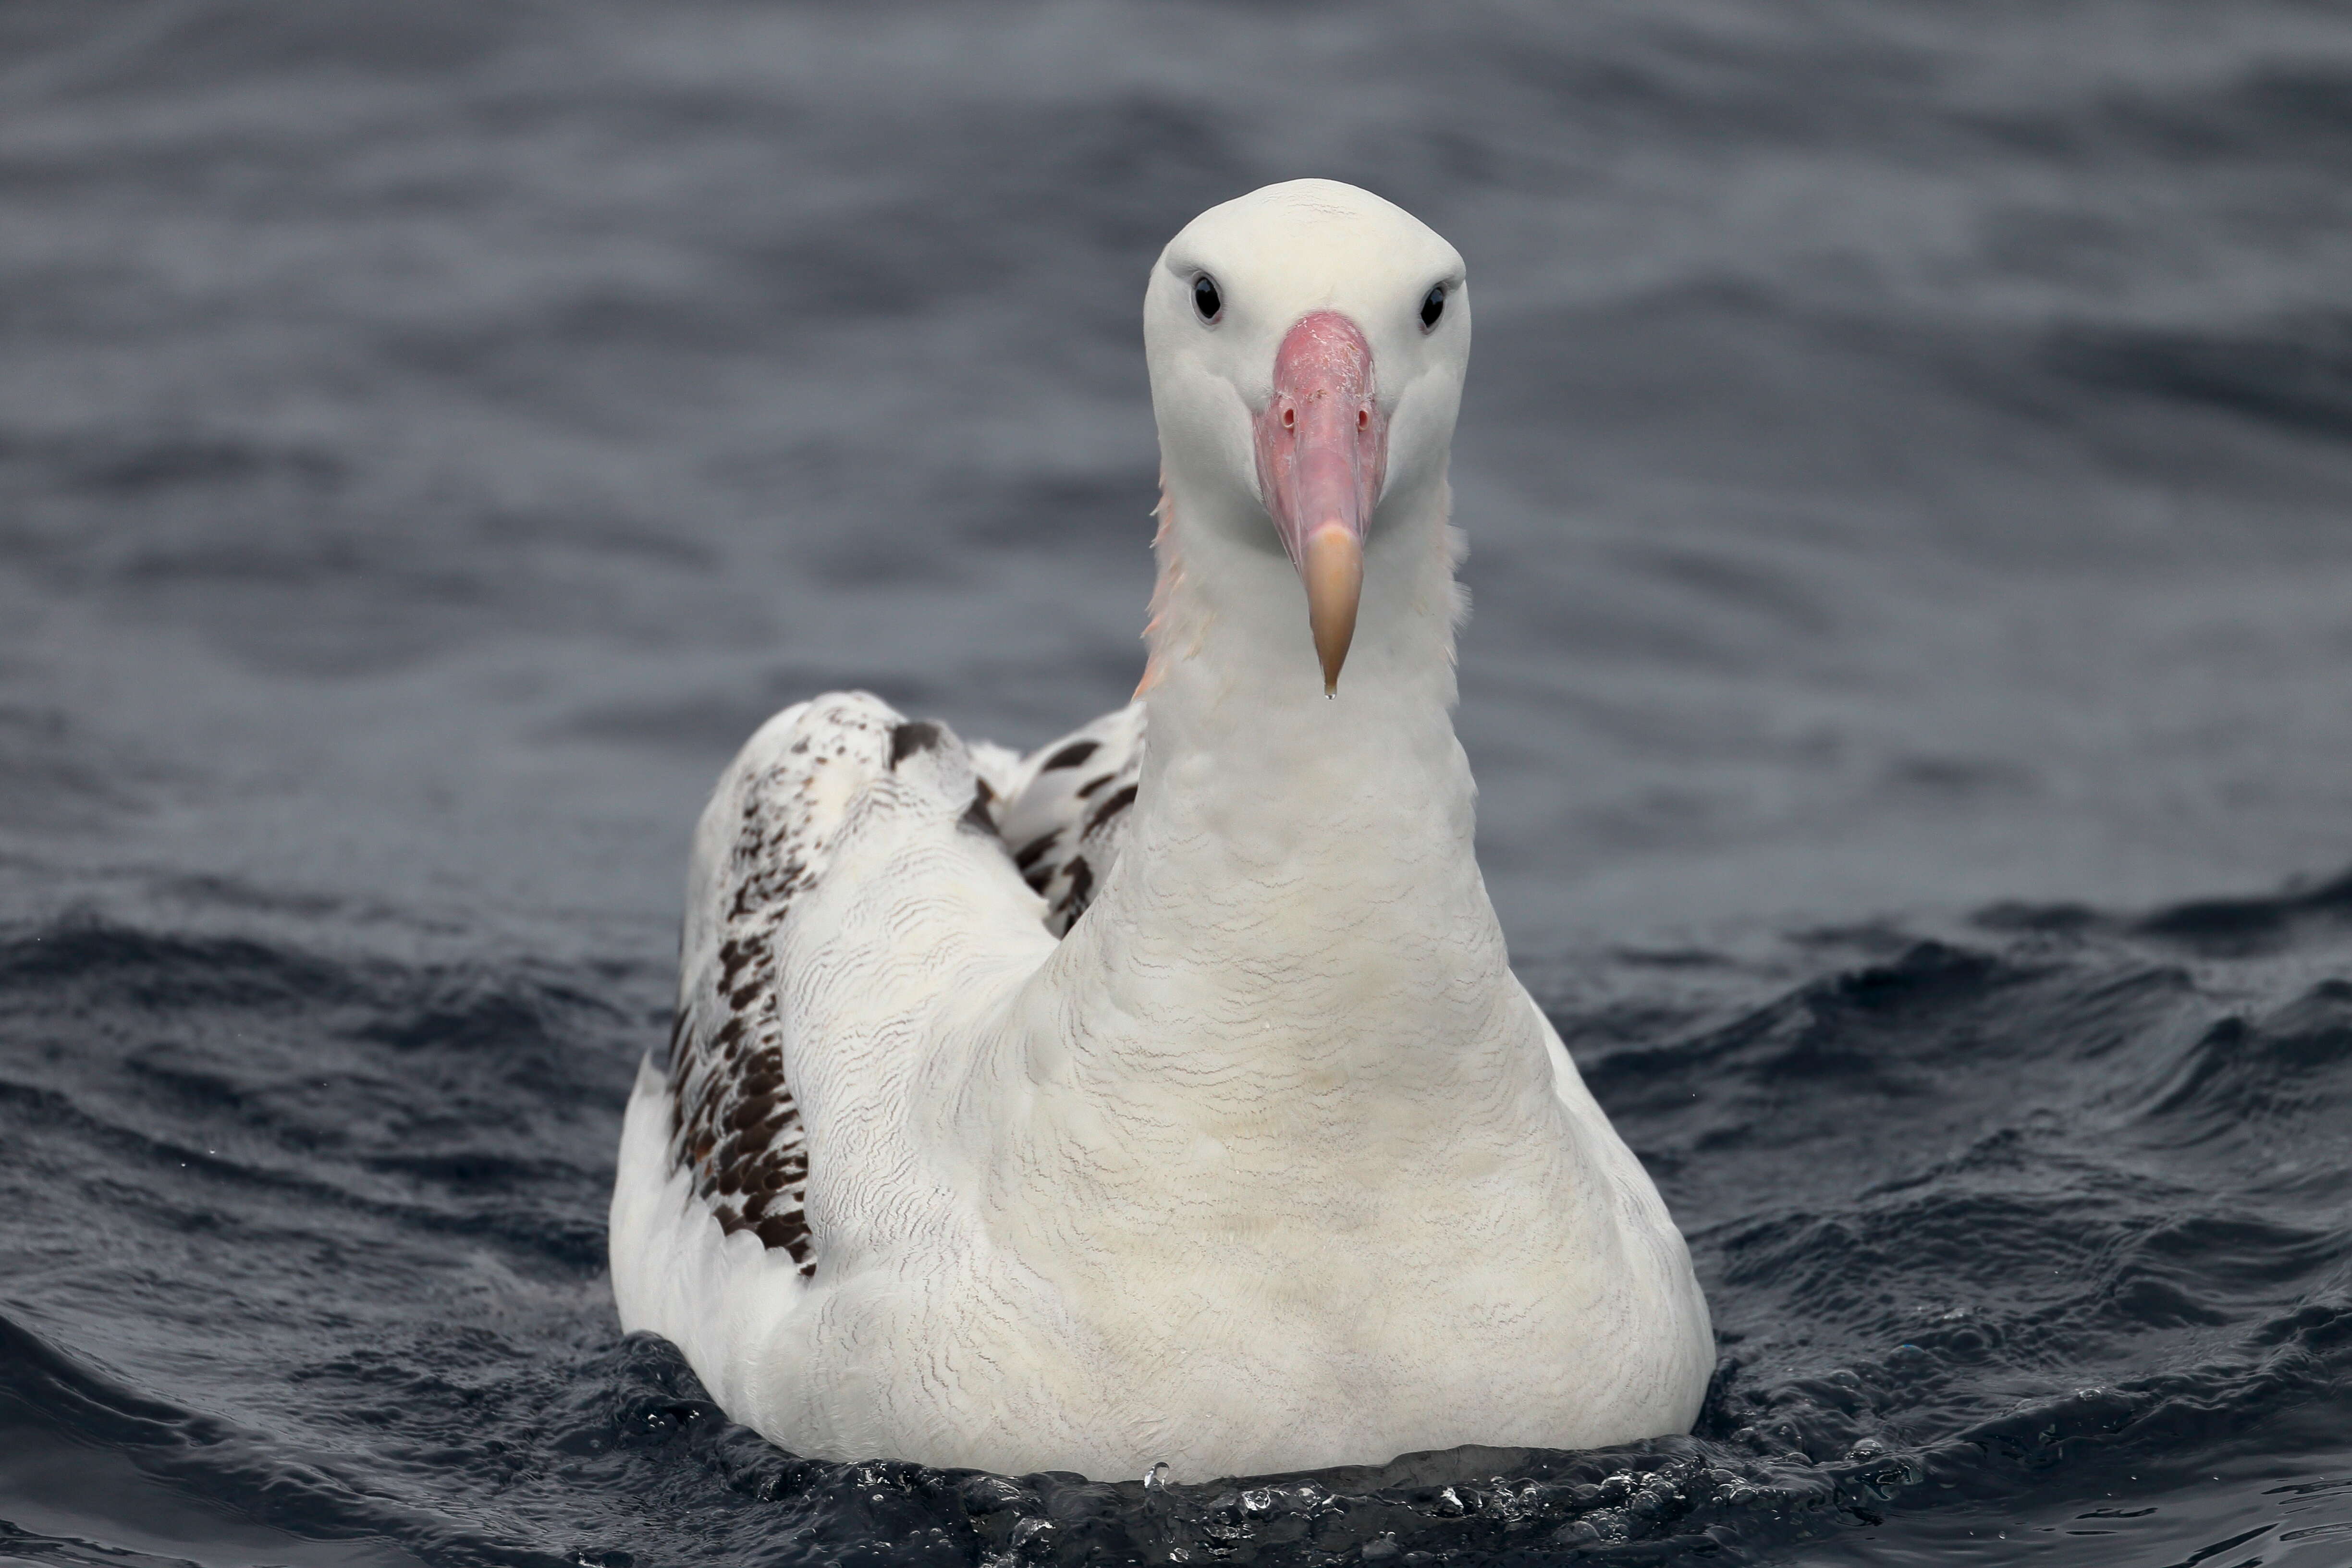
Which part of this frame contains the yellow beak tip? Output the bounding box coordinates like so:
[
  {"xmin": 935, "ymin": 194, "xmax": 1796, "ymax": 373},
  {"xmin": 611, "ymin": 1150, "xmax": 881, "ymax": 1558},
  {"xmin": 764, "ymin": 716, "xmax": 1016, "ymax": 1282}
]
[{"xmin": 1303, "ymin": 528, "xmax": 1363, "ymax": 698}]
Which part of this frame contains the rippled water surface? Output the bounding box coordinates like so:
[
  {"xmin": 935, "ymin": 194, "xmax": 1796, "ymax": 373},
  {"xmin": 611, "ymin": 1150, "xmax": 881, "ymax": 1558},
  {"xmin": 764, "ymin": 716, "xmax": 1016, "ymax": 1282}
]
[{"xmin": 3, "ymin": 2, "xmax": 2350, "ymax": 1563}]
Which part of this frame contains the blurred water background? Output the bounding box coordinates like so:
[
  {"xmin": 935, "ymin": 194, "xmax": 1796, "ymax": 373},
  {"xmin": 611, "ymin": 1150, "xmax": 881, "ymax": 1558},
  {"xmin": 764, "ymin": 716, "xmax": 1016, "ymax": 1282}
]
[{"xmin": 1, "ymin": 2, "xmax": 2349, "ymax": 1563}]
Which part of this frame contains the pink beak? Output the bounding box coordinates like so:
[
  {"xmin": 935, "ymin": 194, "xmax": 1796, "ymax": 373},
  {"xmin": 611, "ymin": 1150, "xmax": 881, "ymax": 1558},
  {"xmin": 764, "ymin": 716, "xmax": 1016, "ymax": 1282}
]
[{"xmin": 1253, "ymin": 312, "xmax": 1388, "ymax": 695}]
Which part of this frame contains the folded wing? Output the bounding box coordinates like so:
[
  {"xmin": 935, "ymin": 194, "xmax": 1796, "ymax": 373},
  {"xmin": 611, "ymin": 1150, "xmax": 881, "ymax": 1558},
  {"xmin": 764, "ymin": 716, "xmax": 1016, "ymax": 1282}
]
[{"xmin": 644, "ymin": 691, "xmax": 1145, "ymax": 1296}]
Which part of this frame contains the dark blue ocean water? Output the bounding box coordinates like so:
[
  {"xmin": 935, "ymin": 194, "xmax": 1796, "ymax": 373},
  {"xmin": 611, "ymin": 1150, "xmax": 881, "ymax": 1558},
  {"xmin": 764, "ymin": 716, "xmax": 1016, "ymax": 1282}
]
[{"xmin": 2, "ymin": 2, "xmax": 2350, "ymax": 1562}]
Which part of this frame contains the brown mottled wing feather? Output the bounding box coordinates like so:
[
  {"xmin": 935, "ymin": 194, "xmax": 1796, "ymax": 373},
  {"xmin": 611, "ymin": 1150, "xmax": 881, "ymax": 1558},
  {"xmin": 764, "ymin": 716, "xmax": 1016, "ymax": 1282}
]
[
  {"xmin": 994, "ymin": 702, "xmax": 1144, "ymax": 937},
  {"xmin": 662, "ymin": 695, "xmax": 1003, "ymax": 1278},
  {"xmin": 660, "ymin": 693, "xmax": 1134, "ymax": 1280}
]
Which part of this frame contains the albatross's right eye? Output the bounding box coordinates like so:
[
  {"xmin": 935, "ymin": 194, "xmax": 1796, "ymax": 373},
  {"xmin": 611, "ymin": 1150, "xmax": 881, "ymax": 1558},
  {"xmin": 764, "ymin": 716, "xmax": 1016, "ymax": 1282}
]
[{"xmin": 1193, "ymin": 274, "xmax": 1222, "ymax": 323}]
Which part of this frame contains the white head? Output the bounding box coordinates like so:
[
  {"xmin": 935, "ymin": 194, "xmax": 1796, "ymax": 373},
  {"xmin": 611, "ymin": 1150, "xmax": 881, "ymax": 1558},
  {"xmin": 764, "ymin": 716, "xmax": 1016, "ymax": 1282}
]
[{"xmin": 1143, "ymin": 180, "xmax": 1470, "ymax": 694}]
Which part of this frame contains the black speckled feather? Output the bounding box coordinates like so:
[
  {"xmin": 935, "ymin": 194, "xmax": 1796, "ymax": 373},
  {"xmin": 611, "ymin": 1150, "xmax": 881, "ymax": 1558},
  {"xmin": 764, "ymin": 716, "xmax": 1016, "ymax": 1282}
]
[{"xmin": 993, "ymin": 702, "xmax": 1144, "ymax": 937}]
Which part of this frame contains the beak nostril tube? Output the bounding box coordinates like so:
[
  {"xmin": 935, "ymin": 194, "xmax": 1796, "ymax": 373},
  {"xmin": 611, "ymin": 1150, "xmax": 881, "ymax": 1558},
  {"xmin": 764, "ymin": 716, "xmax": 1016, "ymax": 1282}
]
[{"xmin": 1251, "ymin": 310, "xmax": 1388, "ymax": 693}]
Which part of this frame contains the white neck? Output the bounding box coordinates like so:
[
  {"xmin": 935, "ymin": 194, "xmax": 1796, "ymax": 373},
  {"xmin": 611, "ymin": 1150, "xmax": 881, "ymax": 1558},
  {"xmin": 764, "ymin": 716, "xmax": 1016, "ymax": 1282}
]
[{"xmin": 1044, "ymin": 472, "xmax": 1526, "ymax": 1116}]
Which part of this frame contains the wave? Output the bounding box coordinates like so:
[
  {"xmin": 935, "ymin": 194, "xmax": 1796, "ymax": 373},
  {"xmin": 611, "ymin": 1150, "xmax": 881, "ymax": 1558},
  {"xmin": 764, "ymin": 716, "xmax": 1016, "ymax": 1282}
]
[{"xmin": 0, "ymin": 874, "xmax": 2345, "ymax": 1562}]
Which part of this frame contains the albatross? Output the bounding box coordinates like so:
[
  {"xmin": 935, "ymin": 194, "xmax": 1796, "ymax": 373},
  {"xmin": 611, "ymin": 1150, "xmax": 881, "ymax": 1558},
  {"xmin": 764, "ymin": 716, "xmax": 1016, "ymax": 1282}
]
[{"xmin": 608, "ymin": 179, "xmax": 1714, "ymax": 1482}]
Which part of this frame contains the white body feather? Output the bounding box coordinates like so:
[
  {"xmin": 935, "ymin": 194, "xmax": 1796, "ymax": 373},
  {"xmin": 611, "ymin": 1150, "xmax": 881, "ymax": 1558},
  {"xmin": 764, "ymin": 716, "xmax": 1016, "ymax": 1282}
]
[{"xmin": 609, "ymin": 181, "xmax": 1714, "ymax": 1482}]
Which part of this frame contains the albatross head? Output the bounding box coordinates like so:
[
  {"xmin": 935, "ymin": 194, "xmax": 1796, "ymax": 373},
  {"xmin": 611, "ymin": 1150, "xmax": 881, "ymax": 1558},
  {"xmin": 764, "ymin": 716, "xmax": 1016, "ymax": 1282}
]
[{"xmin": 1144, "ymin": 180, "xmax": 1469, "ymax": 695}]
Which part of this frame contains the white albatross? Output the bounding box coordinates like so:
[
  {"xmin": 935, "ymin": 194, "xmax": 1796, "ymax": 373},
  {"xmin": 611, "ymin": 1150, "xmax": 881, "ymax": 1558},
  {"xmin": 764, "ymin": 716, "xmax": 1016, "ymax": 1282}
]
[{"xmin": 608, "ymin": 179, "xmax": 1714, "ymax": 1482}]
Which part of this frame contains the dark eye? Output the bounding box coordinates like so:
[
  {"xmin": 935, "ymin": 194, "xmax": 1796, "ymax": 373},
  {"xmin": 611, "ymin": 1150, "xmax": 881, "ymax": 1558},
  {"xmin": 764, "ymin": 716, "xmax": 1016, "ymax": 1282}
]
[
  {"xmin": 1420, "ymin": 284, "xmax": 1446, "ymax": 330},
  {"xmin": 1193, "ymin": 274, "xmax": 1222, "ymax": 322}
]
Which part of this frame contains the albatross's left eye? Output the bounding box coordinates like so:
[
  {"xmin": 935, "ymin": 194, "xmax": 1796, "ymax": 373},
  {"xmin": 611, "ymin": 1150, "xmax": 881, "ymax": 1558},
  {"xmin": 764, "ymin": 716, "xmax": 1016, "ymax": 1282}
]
[
  {"xmin": 1193, "ymin": 274, "xmax": 1222, "ymax": 323},
  {"xmin": 1420, "ymin": 284, "xmax": 1446, "ymax": 331}
]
